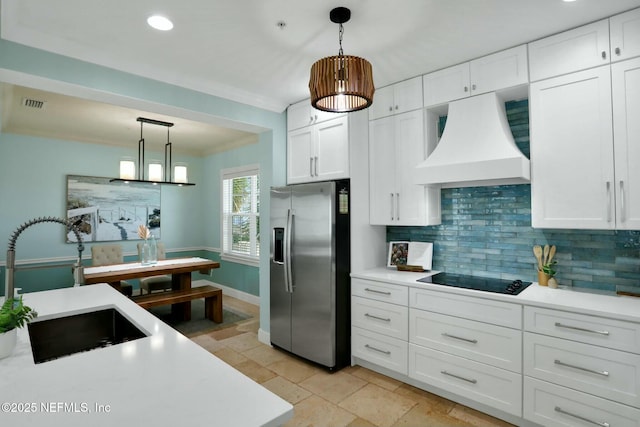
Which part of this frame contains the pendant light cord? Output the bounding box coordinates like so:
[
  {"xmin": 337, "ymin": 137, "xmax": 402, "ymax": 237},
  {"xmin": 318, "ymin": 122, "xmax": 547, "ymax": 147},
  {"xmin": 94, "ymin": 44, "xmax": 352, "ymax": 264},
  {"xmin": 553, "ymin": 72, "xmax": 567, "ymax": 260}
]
[{"xmin": 338, "ymin": 23, "xmax": 344, "ymax": 56}]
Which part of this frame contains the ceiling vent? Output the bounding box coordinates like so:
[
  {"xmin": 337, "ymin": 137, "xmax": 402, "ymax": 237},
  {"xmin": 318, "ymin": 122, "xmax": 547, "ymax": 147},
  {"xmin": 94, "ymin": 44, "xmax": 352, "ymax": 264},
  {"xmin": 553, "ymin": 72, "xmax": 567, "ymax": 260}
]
[{"xmin": 22, "ymin": 97, "xmax": 47, "ymax": 110}]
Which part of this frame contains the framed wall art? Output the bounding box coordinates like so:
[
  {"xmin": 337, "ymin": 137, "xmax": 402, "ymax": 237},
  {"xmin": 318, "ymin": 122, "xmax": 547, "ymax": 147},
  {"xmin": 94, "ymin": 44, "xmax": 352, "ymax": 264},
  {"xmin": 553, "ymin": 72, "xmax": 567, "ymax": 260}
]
[{"xmin": 66, "ymin": 175, "xmax": 161, "ymax": 243}]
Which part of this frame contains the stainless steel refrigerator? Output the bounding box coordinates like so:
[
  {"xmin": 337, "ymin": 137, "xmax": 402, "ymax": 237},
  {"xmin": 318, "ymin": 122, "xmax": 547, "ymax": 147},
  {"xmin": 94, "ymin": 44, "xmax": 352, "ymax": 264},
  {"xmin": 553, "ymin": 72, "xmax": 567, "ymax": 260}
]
[{"xmin": 270, "ymin": 179, "xmax": 350, "ymax": 371}]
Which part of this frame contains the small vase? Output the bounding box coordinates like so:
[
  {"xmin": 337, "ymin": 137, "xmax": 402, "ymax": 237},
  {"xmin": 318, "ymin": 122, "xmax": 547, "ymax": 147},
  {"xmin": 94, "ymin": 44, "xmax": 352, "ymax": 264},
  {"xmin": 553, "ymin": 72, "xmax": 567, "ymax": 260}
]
[
  {"xmin": 537, "ymin": 270, "xmax": 551, "ymax": 286},
  {"xmin": 0, "ymin": 328, "xmax": 17, "ymax": 359},
  {"xmin": 149, "ymin": 235, "xmax": 158, "ymax": 265},
  {"xmin": 140, "ymin": 240, "xmax": 151, "ymax": 265}
]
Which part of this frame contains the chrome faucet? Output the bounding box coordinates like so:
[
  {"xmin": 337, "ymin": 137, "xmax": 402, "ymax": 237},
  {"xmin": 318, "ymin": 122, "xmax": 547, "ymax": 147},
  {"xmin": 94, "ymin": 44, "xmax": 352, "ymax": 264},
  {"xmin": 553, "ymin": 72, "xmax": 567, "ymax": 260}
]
[{"xmin": 5, "ymin": 216, "xmax": 85, "ymax": 299}]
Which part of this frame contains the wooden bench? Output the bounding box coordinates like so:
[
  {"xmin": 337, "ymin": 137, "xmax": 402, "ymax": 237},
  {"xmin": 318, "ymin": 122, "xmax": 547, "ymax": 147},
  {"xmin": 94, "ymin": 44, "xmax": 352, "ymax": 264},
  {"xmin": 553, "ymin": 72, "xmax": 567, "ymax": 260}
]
[{"xmin": 132, "ymin": 285, "xmax": 223, "ymax": 323}]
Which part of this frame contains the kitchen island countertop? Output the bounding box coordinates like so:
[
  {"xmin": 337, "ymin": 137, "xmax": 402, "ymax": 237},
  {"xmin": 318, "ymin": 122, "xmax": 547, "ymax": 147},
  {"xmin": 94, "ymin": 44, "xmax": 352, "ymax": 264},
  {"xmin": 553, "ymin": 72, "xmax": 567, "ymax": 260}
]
[
  {"xmin": 353, "ymin": 267, "xmax": 640, "ymax": 323},
  {"xmin": 0, "ymin": 284, "xmax": 293, "ymax": 427}
]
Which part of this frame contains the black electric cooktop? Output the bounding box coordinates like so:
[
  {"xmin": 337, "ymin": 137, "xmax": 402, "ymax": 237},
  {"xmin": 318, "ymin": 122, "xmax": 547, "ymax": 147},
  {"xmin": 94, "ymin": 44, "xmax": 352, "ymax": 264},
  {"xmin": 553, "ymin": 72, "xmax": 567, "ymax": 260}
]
[{"xmin": 417, "ymin": 273, "xmax": 532, "ymax": 295}]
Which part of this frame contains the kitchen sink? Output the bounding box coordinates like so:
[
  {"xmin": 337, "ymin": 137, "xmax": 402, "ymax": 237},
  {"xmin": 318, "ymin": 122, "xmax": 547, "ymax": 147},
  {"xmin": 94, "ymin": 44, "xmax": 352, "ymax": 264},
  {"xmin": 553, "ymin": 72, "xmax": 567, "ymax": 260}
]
[{"xmin": 28, "ymin": 308, "xmax": 147, "ymax": 364}]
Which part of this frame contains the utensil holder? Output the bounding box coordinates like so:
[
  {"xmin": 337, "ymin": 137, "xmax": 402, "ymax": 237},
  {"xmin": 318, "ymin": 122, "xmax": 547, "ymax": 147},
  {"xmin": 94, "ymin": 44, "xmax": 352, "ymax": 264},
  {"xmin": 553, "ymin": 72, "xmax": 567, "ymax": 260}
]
[{"xmin": 537, "ymin": 270, "xmax": 551, "ymax": 286}]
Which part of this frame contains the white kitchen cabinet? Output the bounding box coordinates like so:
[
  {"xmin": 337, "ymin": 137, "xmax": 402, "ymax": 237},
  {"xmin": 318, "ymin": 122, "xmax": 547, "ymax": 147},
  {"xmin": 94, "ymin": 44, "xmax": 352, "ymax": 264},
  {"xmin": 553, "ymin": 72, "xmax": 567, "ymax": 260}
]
[
  {"xmin": 610, "ymin": 8, "xmax": 640, "ymax": 63},
  {"xmin": 531, "ymin": 59, "xmax": 640, "ymax": 230},
  {"xmin": 287, "ymin": 99, "xmax": 344, "ymax": 131},
  {"xmin": 523, "ymin": 305, "xmax": 640, "ymax": 425},
  {"xmin": 529, "ymin": 8, "xmax": 640, "ymax": 82},
  {"xmin": 423, "ymin": 44, "xmax": 528, "ymax": 107},
  {"xmin": 613, "ymin": 57, "xmax": 640, "ymax": 229},
  {"xmin": 351, "ymin": 279, "xmax": 409, "ymax": 376},
  {"xmin": 368, "ymin": 76, "xmax": 423, "ymax": 120},
  {"xmin": 528, "ymin": 19, "xmax": 610, "ymax": 82},
  {"xmin": 287, "ymin": 115, "xmax": 349, "ymax": 184},
  {"xmin": 369, "ymin": 109, "xmax": 441, "ymax": 226},
  {"xmin": 530, "ymin": 66, "xmax": 615, "ymax": 229},
  {"xmin": 408, "ymin": 287, "xmax": 523, "ymax": 417}
]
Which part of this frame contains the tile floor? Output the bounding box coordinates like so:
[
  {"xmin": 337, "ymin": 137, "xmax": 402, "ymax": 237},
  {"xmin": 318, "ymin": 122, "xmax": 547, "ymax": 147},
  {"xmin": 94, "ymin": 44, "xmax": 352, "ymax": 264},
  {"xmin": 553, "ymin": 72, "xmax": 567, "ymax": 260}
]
[{"xmin": 188, "ymin": 295, "xmax": 515, "ymax": 427}]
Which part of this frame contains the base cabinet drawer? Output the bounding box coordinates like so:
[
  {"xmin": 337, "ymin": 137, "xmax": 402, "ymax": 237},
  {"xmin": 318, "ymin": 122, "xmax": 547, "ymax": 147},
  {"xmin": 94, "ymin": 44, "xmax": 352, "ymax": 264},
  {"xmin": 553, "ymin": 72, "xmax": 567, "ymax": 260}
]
[
  {"xmin": 524, "ymin": 332, "xmax": 640, "ymax": 408},
  {"xmin": 410, "ymin": 309, "xmax": 521, "ymax": 373},
  {"xmin": 524, "ymin": 306, "xmax": 640, "ymax": 354},
  {"xmin": 410, "ymin": 288, "xmax": 522, "ymax": 328},
  {"xmin": 352, "ymin": 327, "xmax": 408, "ymax": 375},
  {"xmin": 352, "ymin": 296, "xmax": 408, "ymax": 340},
  {"xmin": 352, "ymin": 278, "xmax": 408, "ymax": 305},
  {"xmin": 408, "ymin": 343, "xmax": 522, "ymax": 416},
  {"xmin": 524, "ymin": 376, "xmax": 640, "ymax": 427}
]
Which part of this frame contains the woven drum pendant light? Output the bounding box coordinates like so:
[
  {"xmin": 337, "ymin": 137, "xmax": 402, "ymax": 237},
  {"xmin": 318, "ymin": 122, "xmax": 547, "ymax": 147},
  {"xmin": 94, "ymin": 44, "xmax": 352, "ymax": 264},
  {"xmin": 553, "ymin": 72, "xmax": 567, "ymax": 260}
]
[{"xmin": 309, "ymin": 7, "xmax": 374, "ymax": 113}]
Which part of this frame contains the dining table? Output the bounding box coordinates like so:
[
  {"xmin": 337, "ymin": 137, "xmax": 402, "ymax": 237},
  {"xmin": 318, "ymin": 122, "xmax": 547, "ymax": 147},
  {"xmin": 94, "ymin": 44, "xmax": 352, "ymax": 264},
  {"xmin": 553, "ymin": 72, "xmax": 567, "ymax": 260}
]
[{"xmin": 83, "ymin": 256, "xmax": 220, "ymax": 319}]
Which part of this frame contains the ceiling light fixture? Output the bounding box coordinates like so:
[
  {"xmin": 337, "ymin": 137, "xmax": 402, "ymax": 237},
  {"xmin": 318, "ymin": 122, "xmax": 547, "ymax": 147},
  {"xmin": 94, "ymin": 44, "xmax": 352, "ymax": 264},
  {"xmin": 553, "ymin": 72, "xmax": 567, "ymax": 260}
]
[
  {"xmin": 309, "ymin": 7, "xmax": 375, "ymax": 113},
  {"xmin": 147, "ymin": 15, "xmax": 174, "ymax": 31},
  {"xmin": 111, "ymin": 117, "xmax": 195, "ymax": 186}
]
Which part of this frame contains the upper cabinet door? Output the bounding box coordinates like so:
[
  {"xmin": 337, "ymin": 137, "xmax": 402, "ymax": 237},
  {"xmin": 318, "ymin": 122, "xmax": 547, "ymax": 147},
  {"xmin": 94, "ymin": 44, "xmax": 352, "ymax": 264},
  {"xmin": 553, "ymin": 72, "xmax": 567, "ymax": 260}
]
[
  {"xmin": 528, "ymin": 19, "xmax": 610, "ymax": 82},
  {"xmin": 612, "ymin": 57, "xmax": 640, "ymax": 230},
  {"xmin": 287, "ymin": 127, "xmax": 315, "ymax": 184},
  {"xmin": 469, "ymin": 45, "xmax": 528, "ymax": 95},
  {"xmin": 287, "ymin": 100, "xmax": 345, "ymax": 131},
  {"xmin": 610, "ymin": 8, "xmax": 640, "ymax": 63},
  {"xmin": 530, "ymin": 66, "xmax": 615, "ymax": 229},
  {"xmin": 423, "ymin": 63, "xmax": 470, "ymax": 107},
  {"xmin": 369, "ymin": 77, "xmax": 423, "ymax": 120},
  {"xmin": 314, "ymin": 116, "xmax": 349, "ymax": 182}
]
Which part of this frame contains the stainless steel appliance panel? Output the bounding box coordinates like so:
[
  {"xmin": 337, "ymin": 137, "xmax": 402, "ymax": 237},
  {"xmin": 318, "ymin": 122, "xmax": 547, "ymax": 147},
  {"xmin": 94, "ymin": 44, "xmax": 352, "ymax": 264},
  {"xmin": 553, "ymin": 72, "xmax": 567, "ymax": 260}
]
[
  {"xmin": 269, "ymin": 186, "xmax": 292, "ymax": 351},
  {"xmin": 290, "ymin": 181, "xmax": 336, "ymax": 366}
]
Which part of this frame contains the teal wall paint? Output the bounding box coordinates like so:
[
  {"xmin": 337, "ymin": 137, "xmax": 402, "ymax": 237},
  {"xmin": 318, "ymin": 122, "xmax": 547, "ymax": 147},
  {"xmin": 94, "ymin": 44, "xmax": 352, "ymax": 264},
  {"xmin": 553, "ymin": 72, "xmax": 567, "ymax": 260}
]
[
  {"xmin": 0, "ymin": 35, "xmax": 286, "ymax": 332},
  {"xmin": 388, "ymin": 100, "xmax": 640, "ymax": 293}
]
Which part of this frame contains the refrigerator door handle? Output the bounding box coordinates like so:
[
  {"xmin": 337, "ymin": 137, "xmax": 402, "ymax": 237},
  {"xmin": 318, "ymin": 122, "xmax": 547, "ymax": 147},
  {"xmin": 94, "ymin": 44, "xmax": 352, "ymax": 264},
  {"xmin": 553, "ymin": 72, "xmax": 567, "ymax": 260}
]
[{"xmin": 285, "ymin": 208, "xmax": 294, "ymax": 293}]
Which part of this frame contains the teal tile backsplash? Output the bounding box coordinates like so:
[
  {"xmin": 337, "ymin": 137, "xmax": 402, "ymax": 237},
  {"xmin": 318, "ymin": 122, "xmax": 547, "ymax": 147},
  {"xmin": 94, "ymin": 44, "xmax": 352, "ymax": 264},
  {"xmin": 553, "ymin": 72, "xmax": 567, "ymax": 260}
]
[{"xmin": 388, "ymin": 100, "xmax": 640, "ymax": 292}]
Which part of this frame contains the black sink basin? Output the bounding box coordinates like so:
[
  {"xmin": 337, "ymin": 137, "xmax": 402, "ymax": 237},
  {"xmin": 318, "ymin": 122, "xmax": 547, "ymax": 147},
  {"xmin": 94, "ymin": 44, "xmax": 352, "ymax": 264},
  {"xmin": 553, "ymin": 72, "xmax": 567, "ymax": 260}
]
[{"xmin": 28, "ymin": 308, "xmax": 147, "ymax": 364}]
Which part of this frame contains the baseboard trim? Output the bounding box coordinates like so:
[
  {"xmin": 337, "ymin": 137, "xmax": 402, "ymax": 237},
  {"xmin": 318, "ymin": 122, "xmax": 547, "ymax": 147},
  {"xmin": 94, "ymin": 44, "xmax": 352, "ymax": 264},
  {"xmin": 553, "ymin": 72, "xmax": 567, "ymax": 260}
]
[{"xmin": 258, "ymin": 328, "xmax": 270, "ymax": 346}]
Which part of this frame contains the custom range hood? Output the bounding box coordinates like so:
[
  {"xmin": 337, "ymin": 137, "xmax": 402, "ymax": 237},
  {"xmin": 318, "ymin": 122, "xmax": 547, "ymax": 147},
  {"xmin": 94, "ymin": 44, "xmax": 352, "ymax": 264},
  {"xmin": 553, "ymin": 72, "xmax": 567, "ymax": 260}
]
[{"xmin": 414, "ymin": 92, "xmax": 530, "ymax": 188}]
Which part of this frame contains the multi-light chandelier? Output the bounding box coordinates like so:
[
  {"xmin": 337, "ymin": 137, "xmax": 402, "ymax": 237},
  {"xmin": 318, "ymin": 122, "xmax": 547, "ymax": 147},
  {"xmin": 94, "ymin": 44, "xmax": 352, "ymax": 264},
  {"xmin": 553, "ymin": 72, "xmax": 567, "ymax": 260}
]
[{"xmin": 113, "ymin": 117, "xmax": 194, "ymax": 186}]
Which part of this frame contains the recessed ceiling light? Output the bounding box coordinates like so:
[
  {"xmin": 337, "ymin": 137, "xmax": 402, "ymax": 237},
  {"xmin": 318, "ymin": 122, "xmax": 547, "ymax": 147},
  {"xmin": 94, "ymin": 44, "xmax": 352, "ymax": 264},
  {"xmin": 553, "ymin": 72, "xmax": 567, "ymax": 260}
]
[
  {"xmin": 147, "ymin": 15, "xmax": 173, "ymax": 31},
  {"xmin": 563, "ymin": 0, "xmax": 578, "ymax": 2}
]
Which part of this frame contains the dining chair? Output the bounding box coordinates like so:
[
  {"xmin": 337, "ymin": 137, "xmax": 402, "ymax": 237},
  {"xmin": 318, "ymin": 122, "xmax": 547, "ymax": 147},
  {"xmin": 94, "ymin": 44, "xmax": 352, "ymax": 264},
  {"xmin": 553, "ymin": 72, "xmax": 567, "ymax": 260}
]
[
  {"xmin": 137, "ymin": 241, "xmax": 172, "ymax": 295},
  {"xmin": 90, "ymin": 244, "xmax": 133, "ymax": 296}
]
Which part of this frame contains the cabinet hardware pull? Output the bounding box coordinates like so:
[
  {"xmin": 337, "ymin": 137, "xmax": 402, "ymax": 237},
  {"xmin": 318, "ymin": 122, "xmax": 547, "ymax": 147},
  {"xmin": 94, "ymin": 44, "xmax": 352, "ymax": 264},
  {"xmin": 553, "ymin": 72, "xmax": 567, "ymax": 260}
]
[
  {"xmin": 364, "ymin": 288, "xmax": 392, "ymax": 295},
  {"xmin": 554, "ymin": 322, "xmax": 610, "ymax": 336},
  {"xmin": 309, "ymin": 157, "xmax": 314, "ymax": 176},
  {"xmin": 395, "ymin": 105, "xmax": 399, "ymax": 110},
  {"xmin": 314, "ymin": 156, "xmax": 318, "ymax": 176},
  {"xmin": 390, "ymin": 193, "xmax": 395, "ymax": 220},
  {"xmin": 471, "ymin": 84, "xmax": 476, "ymax": 91},
  {"xmin": 365, "ymin": 344, "xmax": 391, "ymax": 355},
  {"xmin": 554, "ymin": 359, "xmax": 609, "ymax": 377},
  {"xmin": 440, "ymin": 370, "xmax": 477, "ymax": 384},
  {"xmin": 314, "ymin": 114, "xmax": 318, "ymax": 122},
  {"xmin": 606, "ymin": 181, "xmax": 612, "ymax": 222},
  {"xmin": 396, "ymin": 193, "xmax": 400, "ymax": 221},
  {"xmin": 555, "ymin": 406, "xmax": 610, "ymax": 427},
  {"xmin": 620, "ymin": 180, "xmax": 626, "ymax": 223},
  {"xmin": 441, "ymin": 333, "xmax": 478, "ymax": 344},
  {"xmin": 615, "ymin": 47, "xmax": 621, "ymax": 56},
  {"xmin": 602, "ymin": 50, "xmax": 607, "ymax": 59},
  {"xmin": 388, "ymin": 106, "xmax": 393, "ymax": 112},
  {"xmin": 365, "ymin": 313, "xmax": 391, "ymax": 322},
  {"xmin": 464, "ymin": 86, "xmax": 469, "ymax": 92}
]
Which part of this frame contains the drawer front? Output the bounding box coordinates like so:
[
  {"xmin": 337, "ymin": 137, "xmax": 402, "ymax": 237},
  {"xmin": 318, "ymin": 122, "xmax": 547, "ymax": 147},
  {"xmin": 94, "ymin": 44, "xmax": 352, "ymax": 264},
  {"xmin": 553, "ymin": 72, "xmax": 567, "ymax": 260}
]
[
  {"xmin": 410, "ymin": 287, "xmax": 522, "ymax": 328},
  {"xmin": 352, "ymin": 327, "xmax": 408, "ymax": 375},
  {"xmin": 409, "ymin": 344, "xmax": 522, "ymax": 416},
  {"xmin": 352, "ymin": 278, "xmax": 408, "ymax": 306},
  {"xmin": 524, "ymin": 306, "xmax": 640, "ymax": 354},
  {"xmin": 352, "ymin": 296, "xmax": 408, "ymax": 340},
  {"xmin": 524, "ymin": 377, "xmax": 640, "ymax": 427},
  {"xmin": 409, "ymin": 309, "xmax": 521, "ymax": 373},
  {"xmin": 524, "ymin": 332, "xmax": 640, "ymax": 408}
]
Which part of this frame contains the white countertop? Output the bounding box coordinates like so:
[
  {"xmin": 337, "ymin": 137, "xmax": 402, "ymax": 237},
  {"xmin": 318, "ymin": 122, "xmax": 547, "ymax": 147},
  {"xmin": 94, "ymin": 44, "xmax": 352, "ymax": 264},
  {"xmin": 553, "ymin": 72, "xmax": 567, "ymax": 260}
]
[
  {"xmin": 0, "ymin": 284, "xmax": 293, "ymax": 426},
  {"xmin": 353, "ymin": 267, "xmax": 640, "ymax": 323}
]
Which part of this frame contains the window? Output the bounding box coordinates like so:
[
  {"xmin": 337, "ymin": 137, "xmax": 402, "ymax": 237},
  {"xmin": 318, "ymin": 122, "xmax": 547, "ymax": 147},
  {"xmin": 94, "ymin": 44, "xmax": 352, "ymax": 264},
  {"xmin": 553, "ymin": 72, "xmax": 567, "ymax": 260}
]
[{"xmin": 221, "ymin": 165, "xmax": 260, "ymax": 266}]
